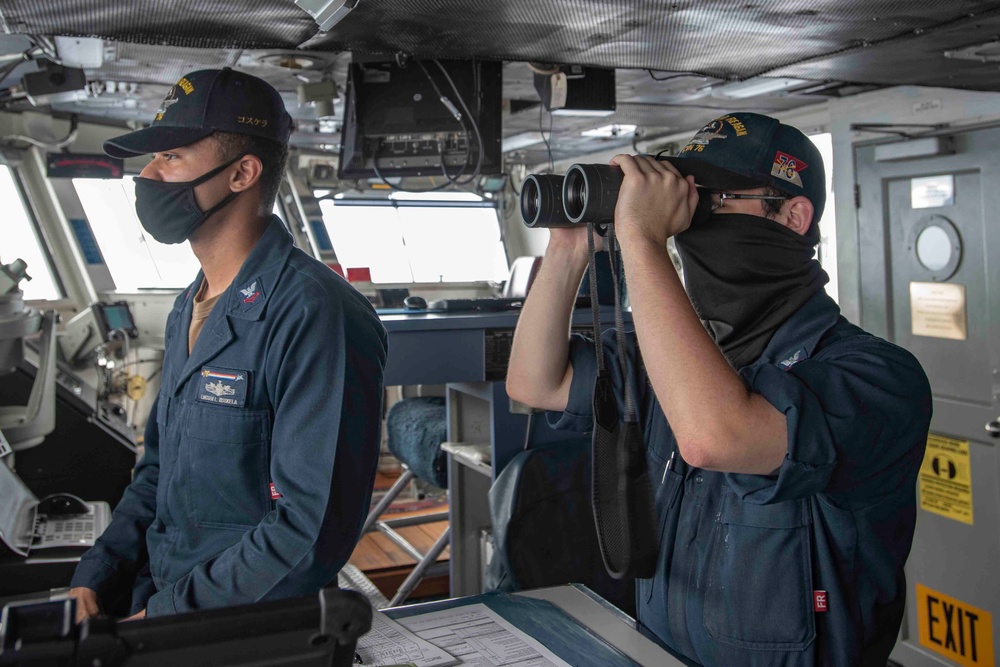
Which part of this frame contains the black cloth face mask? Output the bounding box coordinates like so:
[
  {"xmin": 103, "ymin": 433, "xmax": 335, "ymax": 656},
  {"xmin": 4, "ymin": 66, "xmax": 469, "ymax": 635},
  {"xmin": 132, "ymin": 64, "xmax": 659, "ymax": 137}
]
[
  {"xmin": 673, "ymin": 213, "xmax": 829, "ymax": 368},
  {"xmin": 134, "ymin": 154, "xmax": 244, "ymax": 245}
]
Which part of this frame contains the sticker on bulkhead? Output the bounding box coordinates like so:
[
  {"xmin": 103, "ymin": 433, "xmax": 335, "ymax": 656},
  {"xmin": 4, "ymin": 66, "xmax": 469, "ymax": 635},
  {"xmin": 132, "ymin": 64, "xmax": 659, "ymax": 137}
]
[
  {"xmin": 916, "ymin": 583, "xmax": 993, "ymax": 667},
  {"xmin": 919, "ymin": 434, "xmax": 973, "ymax": 525},
  {"xmin": 197, "ymin": 367, "xmax": 250, "ymax": 408}
]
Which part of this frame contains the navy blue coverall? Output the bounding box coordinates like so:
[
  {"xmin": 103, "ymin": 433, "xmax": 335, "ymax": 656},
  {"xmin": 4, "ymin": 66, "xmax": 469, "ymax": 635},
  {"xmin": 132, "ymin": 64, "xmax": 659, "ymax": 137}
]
[
  {"xmin": 71, "ymin": 216, "xmax": 387, "ymax": 617},
  {"xmin": 550, "ymin": 291, "xmax": 932, "ymax": 666}
]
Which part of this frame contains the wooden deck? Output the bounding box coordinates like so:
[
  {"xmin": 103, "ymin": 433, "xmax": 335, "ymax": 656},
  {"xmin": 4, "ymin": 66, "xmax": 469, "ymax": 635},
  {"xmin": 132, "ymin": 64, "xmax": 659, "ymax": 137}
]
[{"xmin": 348, "ymin": 471, "xmax": 450, "ymax": 601}]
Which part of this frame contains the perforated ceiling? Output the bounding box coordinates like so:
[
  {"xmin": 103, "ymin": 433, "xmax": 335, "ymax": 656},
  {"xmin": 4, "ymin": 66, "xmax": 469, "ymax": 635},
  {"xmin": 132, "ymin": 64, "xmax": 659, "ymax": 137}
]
[{"xmin": 1, "ymin": 0, "xmax": 999, "ymax": 162}]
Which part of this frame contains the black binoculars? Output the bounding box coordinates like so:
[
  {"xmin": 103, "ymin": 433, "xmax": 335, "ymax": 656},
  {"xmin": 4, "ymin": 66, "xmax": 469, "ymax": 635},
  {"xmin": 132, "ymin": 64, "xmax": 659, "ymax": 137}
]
[{"xmin": 520, "ymin": 164, "xmax": 624, "ymax": 228}]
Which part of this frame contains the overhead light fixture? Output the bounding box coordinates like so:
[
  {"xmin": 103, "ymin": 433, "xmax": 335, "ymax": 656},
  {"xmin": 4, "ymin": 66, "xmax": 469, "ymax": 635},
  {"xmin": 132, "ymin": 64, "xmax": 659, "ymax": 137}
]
[
  {"xmin": 581, "ymin": 124, "xmax": 637, "ymax": 138},
  {"xmin": 553, "ymin": 108, "xmax": 616, "ymax": 118},
  {"xmin": 502, "ymin": 131, "xmax": 545, "ymax": 152},
  {"xmin": 317, "ymin": 118, "xmax": 340, "ymax": 133},
  {"xmin": 54, "ymin": 36, "xmax": 106, "ymax": 69},
  {"xmin": 390, "ymin": 191, "xmax": 483, "ymax": 202},
  {"xmin": 298, "ymin": 79, "xmax": 339, "ymax": 119},
  {"xmin": 256, "ymin": 53, "xmax": 326, "ymax": 70},
  {"xmin": 295, "ymin": 0, "xmax": 360, "ymax": 31},
  {"xmin": 712, "ymin": 77, "xmax": 810, "ymax": 99}
]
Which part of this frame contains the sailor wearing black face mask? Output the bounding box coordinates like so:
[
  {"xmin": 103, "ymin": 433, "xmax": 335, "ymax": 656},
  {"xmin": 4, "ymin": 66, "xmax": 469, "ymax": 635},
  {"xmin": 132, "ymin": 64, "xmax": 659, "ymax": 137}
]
[
  {"xmin": 68, "ymin": 68, "xmax": 387, "ymax": 623},
  {"xmin": 506, "ymin": 112, "xmax": 931, "ymax": 666},
  {"xmin": 131, "ymin": 153, "xmax": 245, "ymax": 245}
]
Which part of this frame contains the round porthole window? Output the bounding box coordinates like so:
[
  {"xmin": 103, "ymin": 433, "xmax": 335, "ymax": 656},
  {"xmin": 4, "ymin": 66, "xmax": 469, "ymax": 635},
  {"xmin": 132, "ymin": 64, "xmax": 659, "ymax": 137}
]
[
  {"xmin": 908, "ymin": 215, "xmax": 962, "ymax": 282},
  {"xmin": 916, "ymin": 225, "xmax": 952, "ymax": 271}
]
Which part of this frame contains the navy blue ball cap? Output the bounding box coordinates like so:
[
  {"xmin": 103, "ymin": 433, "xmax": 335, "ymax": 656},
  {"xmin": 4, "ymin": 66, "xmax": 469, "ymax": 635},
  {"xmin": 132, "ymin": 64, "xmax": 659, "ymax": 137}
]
[
  {"xmin": 104, "ymin": 68, "xmax": 293, "ymax": 158},
  {"xmin": 662, "ymin": 112, "xmax": 826, "ymax": 231}
]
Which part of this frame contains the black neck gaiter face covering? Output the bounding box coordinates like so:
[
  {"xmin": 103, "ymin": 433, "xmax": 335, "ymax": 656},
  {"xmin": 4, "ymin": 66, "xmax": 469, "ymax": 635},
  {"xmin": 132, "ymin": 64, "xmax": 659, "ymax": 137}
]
[{"xmin": 673, "ymin": 213, "xmax": 829, "ymax": 368}]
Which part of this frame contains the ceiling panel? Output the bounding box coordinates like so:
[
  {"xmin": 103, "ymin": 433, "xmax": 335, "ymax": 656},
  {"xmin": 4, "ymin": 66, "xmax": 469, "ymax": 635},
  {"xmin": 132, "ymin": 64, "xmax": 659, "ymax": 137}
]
[
  {"xmin": 769, "ymin": 9, "xmax": 1000, "ymax": 91},
  {"xmin": 2, "ymin": 0, "xmax": 999, "ymax": 164},
  {"xmin": 2, "ymin": 0, "xmax": 997, "ymax": 83},
  {"xmin": 0, "ymin": 0, "xmax": 314, "ymax": 50}
]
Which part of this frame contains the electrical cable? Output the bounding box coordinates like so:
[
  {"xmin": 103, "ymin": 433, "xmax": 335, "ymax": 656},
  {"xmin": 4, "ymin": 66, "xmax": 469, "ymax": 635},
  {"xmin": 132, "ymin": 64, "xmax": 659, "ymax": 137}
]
[
  {"xmin": 371, "ymin": 59, "xmax": 473, "ymax": 193},
  {"xmin": 372, "ymin": 160, "xmax": 465, "ymax": 193},
  {"xmin": 432, "ymin": 59, "xmax": 484, "ymax": 185},
  {"xmin": 28, "ymin": 35, "xmax": 58, "ymax": 61},
  {"xmin": 647, "ymin": 70, "xmax": 704, "ymax": 82},
  {"xmin": 0, "ymin": 46, "xmax": 45, "ymax": 112},
  {"xmin": 0, "ymin": 48, "xmax": 35, "ymax": 89},
  {"xmin": 108, "ymin": 329, "xmax": 131, "ymax": 365},
  {"xmin": 0, "ymin": 35, "xmax": 53, "ymax": 105},
  {"xmin": 539, "ymin": 103, "xmax": 555, "ymax": 173},
  {"xmin": 423, "ymin": 59, "xmax": 476, "ymax": 184},
  {"xmin": 5, "ymin": 114, "xmax": 79, "ymax": 149},
  {"xmin": 372, "ymin": 58, "xmax": 487, "ymax": 194},
  {"xmin": 508, "ymin": 177, "xmax": 520, "ymax": 198}
]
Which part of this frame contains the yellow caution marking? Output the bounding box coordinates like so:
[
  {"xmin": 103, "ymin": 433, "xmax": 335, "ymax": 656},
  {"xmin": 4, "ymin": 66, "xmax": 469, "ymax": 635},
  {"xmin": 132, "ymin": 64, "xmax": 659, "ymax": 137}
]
[
  {"xmin": 919, "ymin": 434, "xmax": 973, "ymax": 524},
  {"xmin": 917, "ymin": 584, "xmax": 993, "ymax": 667}
]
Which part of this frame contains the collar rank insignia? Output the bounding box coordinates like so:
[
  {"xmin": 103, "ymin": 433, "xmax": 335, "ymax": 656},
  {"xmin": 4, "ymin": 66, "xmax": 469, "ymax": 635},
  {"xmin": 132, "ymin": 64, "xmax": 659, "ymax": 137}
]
[
  {"xmin": 240, "ymin": 281, "xmax": 259, "ymax": 303},
  {"xmin": 779, "ymin": 348, "xmax": 807, "ymax": 370},
  {"xmin": 237, "ymin": 278, "xmax": 265, "ymax": 312}
]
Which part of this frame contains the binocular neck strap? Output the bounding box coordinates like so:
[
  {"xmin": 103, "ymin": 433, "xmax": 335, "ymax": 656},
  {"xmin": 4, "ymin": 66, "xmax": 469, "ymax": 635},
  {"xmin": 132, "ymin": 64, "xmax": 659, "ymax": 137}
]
[
  {"xmin": 586, "ymin": 223, "xmax": 606, "ymax": 373},
  {"xmin": 587, "ymin": 223, "xmax": 637, "ymax": 422}
]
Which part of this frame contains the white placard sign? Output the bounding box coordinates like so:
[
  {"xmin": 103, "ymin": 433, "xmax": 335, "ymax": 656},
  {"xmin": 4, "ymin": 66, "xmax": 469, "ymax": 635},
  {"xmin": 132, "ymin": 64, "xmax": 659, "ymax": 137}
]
[{"xmin": 911, "ymin": 175, "xmax": 955, "ymax": 209}]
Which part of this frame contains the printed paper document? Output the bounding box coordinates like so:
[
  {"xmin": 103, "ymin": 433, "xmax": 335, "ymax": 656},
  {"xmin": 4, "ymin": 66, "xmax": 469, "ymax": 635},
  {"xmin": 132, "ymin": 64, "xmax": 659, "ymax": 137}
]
[{"xmin": 395, "ymin": 603, "xmax": 572, "ymax": 667}]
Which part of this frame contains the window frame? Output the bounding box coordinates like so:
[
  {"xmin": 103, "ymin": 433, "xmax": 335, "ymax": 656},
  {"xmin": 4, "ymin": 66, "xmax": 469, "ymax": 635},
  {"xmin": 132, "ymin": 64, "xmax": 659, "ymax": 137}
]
[
  {"xmin": 330, "ymin": 197, "xmax": 499, "ymax": 211},
  {"xmin": 70, "ymin": 173, "xmax": 205, "ymax": 293},
  {"xmin": 3, "ymin": 162, "xmax": 67, "ymax": 301},
  {"xmin": 320, "ymin": 195, "xmax": 509, "ymax": 287}
]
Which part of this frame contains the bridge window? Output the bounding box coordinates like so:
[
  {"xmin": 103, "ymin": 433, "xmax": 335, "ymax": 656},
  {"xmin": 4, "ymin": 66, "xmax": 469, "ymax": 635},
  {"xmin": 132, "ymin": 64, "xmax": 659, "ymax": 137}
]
[
  {"xmin": 318, "ymin": 192, "xmax": 509, "ymax": 283},
  {"xmin": 1, "ymin": 165, "xmax": 62, "ymax": 301},
  {"xmin": 72, "ymin": 176, "xmax": 201, "ymax": 291},
  {"xmin": 810, "ymin": 132, "xmax": 838, "ymax": 303}
]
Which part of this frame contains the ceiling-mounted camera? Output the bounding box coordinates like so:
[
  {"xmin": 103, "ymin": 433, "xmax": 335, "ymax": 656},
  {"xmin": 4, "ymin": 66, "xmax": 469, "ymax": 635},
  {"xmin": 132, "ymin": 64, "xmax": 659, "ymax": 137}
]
[{"xmin": 22, "ymin": 60, "xmax": 87, "ymax": 106}]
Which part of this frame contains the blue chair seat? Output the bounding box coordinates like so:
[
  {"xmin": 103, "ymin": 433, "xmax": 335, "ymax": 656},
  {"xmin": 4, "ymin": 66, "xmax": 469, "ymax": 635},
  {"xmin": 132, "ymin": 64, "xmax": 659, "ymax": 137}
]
[{"xmin": 385, "ymin": 397, "xmax": 448, "ymax": 489}]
